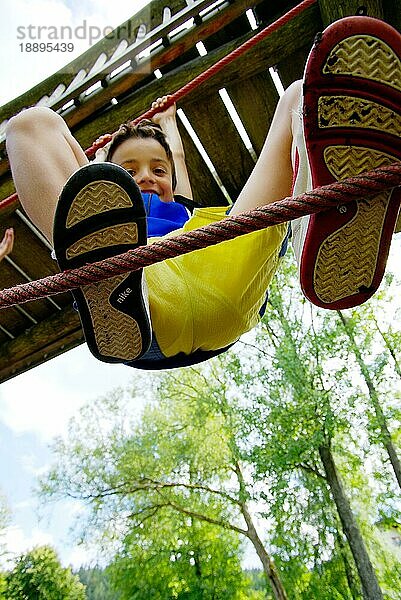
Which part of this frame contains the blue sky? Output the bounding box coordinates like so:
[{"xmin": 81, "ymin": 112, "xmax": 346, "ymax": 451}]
[
  {"xmin": 0, "ymin": 343, "xmax": 145, "ymax": 567},
  {"xmin": 1, "ymin": 0, "xmax": 401, "ymax": 573}
]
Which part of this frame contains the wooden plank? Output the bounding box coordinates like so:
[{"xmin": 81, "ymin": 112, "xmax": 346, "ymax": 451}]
[
  {"xmin": 253, "ymin": 0, "xmax": 303, "ymax": 26},
  {"xmin": 276, "ymin": 43, "xmax": 312, "ymax": 89},
  {"xmin": 0, "ymin": 330, "xmax": 11, "ymax": 345},
  {"xmin": 178, "ymin": 122, "xmax": 227, "ymax": 206},
  {"xmin": 0, "ymin": 305, "xmax": 35, "ymax": 335},
  {"xmin": 0, "ymin": 0, "xmax": 190, "ymax": 122},
  {"xmin": 202, "ymin": 12, "xmax": 251, "ymax": 51},
  {"xmin": 383, "ymin": 0, "xmax": 401, "ymax": 32},
  {"xmin": 0, "ymin": 305, "xmax": 83, "ymax": 383},
  {"xmin": 183, "ymin": 93, "xmax": 255, "ymax": 200},
  {"xmin": 0, "ymin": 0, "xmax": 270, "ymax": 179},
  {"xmin": 0, "ymin": 1, "xmax": 320, "ymax": 209},
  {"xmin": 226, "ymin": 71, "xmax": 279, "ymax": 156},
  {"xmin": 0, "ymin": 262, "xmax": 59, "ymax": 322},
  {"xmin": 58, "ymin": 0, "xmax": 270, "ymax": 128},
  {"xmin": 1, "ymin": 213, "xmax": 57, "ymax": 277},
  {"xmin": 318, "ymin": 0, "xmax": 384, "ymax": 26},
  {"xmin": 0, "ymin": 210, "xmax": 73, "ymax": 308}
]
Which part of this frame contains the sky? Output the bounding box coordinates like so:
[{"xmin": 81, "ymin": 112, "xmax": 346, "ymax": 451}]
[{"xmin": 1, "ymin": 0, "xmax": 401, "ymax": 575}]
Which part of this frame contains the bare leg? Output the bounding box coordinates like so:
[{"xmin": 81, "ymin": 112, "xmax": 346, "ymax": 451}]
[
  {"xmin": 230, "ymin": 80, "xmax": 302, "ymax": 216},
  {"xmin": 6, "ymin": 107, "xmax": 88, "ymax": 243}
]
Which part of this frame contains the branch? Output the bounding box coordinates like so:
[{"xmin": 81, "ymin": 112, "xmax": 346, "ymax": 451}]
[
  {"xmin": 162, "ymin": 498, "xmax": 248, "ymax": 536},
  {"xmin": 73, "ymin": 477, "xmax": 241, "ymax": 506},
  {"xmin": 296, "ymin": 461, "xmax": 326, "ymax": 480},
  {"xmin": 238, "ymin": 340, "xmax": 275, "ymax": 359}
]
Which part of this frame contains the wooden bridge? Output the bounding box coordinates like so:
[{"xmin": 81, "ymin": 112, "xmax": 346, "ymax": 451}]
[{"xmin": 0, "ymin": 0, "xmax": 399, "ymax": 382}]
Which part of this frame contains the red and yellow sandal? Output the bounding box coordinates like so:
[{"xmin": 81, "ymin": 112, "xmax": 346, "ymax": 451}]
[{"xmin": 299, "ymin": 16, "xmax": 401, "ymax": 309}]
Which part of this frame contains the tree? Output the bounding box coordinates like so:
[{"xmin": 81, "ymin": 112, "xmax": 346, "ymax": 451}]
[
  {"xmin": 40, "ymin": 383, "xmax": 288, "ymax": 599},
  {"xmin": 108, "ymin": 512, "xmax": 259, "ymax": 599},
  {"xmin": 38, "ymin": 257, "xmax": 401, "ymax": 600},
  {"xmin": 75, "ymin": 566, "xmax": 119, "ymax": 600},
  {"xmin": 242, "ymin": 256, "xmax": 401, "ymax": 599},
  {"xmin": 5, "ymin": 545, "xmax": 86, "ymax": 599},
  {"xmin": 0, "ymin": 494, "xmax": 10, "ymax": 598},
  {"xmin": 330, "ymin": 273, "xmax": 401, "ymax": 492}
]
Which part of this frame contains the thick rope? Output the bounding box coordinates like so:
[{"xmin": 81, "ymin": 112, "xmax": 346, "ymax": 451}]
[
  {"xmin": 0, "ymin": 162, "xmax": 400, "ymax": 309},
  {"xmin": 0, "ymin": 0, "xmax": 317, "ymax": 210}
]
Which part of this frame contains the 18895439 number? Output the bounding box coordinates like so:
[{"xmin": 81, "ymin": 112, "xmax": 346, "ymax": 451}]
[{"xmin": 19, "ymin": 42, "xmax": 74, "ymax": 52}]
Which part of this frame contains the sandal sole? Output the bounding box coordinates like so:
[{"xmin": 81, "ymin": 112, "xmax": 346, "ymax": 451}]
[
  {"xmin": 301, "ymin": 16, "xmax": 401, "ymax": 309},
  {"xmin": 53, "ymin": 163, "xmax": 151, "ymax": 362}
]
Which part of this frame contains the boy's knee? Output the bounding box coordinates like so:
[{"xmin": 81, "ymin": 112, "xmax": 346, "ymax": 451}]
[{"xmin": 6, "ymin": 107, "xmax": 64, "ymax": 137}]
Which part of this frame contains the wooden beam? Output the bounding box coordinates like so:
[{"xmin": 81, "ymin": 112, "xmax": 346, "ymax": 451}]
[
  {"xmin": 0, "ymin": 0, "xmax": 190, "ymax": 123},
  {"xmin": 383, "ymin": 0, "xmax": 401, "ymax": 32},
  {"xmin": 317, "ymin": 0, "xmax": 384, "ymax": 27},
  {"xmin": 177, "ymin": 123, "xmax": 227, "ymax": 206},
  {"xmin": 183, "ymin": 94, "xmax": 255, "ymax": 200},
  {"xmin": 0, "ymin": 0, "xmax": 268, "ymax": 177},
  {"xmin": 0, "ymin": 1, "xmax": 319, "ymax": 204},
  {"xmin": 276, "ymin": 43, "xmax": 313, "ymax": 89},
  {"xmin": 0, "ymin": 305, "xmax": 83, "ymax": 383},
  {"xmin": 227, "ymin": 72, "xmax": 279, "ymax": 155}
]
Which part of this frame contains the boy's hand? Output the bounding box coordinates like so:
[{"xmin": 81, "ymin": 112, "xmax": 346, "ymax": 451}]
[
  {"xmin": 0, "ymin": 228, "xmax": 14, "ymax": 262},
  {"xmin": 94, "ymin": 133, "xmax": 113, "ymax": 146},
  {"xmin": 152, "ymin": 95, "xmax": 176, "ymax": 123}
]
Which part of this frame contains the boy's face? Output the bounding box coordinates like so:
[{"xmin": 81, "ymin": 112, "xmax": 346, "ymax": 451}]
[{"xmin": 111, "ymin": 137, "xmax": 174, "ymax": 201}]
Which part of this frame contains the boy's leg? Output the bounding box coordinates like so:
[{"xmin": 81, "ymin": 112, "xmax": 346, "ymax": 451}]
[
  {"xmin": 230, "ymin": 80, "xmax": 301, "ymax": 216},
  {"xmin": 7, "ymin": 107, "xmax": 151, "ymax": 362},
  {"xmin": 6, "ymin": 107, "xmax": 88, "ymax": 242},
  {"xmin": 53, "ymin": 162, "xmax": 151, "ymax": 363}
]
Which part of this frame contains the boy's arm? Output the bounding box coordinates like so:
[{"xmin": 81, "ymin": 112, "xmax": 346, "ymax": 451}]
[{"xmin": 152, "ymin": 96, "xmax": 193, "ymax": 200}]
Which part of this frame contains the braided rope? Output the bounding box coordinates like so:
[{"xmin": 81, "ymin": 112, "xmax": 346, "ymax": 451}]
[{"xmin": 0, "ymin": 162, "xmax": 400, "ymax": 309}]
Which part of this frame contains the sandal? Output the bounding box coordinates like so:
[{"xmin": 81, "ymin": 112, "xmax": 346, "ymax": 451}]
[
  {"xmin": 299, "ymin": 16, "xmax": 401, "ymax": 309},
  {"xmin": 53, "ymin": 162, "xmax": 152, "ymax": 362}
]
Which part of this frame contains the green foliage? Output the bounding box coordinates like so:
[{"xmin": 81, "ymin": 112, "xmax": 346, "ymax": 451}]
[
  {"xmin": 39, "ymin": 381, "xmax": 276, "ymax": 597},
  {"xmin": 5, "ymin": 545, "xmax": 86, "ymax": 599},
  {"xmin": 75, "ymin": 566, "xmax": 119, "ymax": 600},
  {"xmin": 108, "ymin": 513, "xmax": 252, "ymax": 599}
]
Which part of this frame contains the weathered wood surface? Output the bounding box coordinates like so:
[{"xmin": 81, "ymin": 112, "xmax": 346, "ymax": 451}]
[
  {"xmin": 318, "ymin": 0, "xmax": 384, "ymax": 26},
  {"xmin": 0, "ymin": 0, "xmax": 400, "ymax": 382},
  {"xmin": 0, "ymin": 0, "xmax": 319, "ymax": 209},
  {"xmin": 0, "ymin": 306, "xmax": 83, "ymax": 382}
]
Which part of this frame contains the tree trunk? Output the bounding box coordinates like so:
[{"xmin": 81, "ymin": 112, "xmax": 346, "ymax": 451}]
[
  {"xmin": 337, "ymin": 311, "xmax": 401, "ymax": 491},
  {"xmin": 242, "ymin": 502, "xmax": 288, "ymax": 600},
  {"xmin": 233, "ymin": 461, "xmax": 288, "ymax": 600},
  {"xmin": 336, "ymin": 531, "xmax": 363, "ymax": 600},
  {"xmin": 372, "ymin": 316, "xmax": 401, "ymax": 379},
  {"xmin": 319, "ymin": 445, "xmax": 383, "ymax": 600}
]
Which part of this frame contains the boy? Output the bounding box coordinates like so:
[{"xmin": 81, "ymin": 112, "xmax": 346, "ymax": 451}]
[{"xmin": 5, "ymin": 16, "xmax": 401, "ymax": 368}]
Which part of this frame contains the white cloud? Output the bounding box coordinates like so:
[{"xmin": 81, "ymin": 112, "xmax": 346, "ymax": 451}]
[
  {"xmin": 0, "ymin": 344, "xmax": 137, "ymax": 442},
  {"xmin": 1, "ymin": 0, "xmax": 151, "ymax": 106},
  {"xmin": 1, "ymin": 524, "xmax": 54, "ymax": 563}
]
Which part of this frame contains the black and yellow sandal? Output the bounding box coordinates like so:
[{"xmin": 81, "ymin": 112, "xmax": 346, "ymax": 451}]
[
  {"xmin": 300, "ymin": 16, "xmax": 401, "ymax": 309},
  {"xmin": 53, "ymin": 162, "xmax": 151, "ymax": 362}
]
